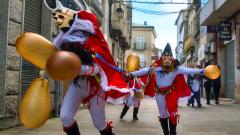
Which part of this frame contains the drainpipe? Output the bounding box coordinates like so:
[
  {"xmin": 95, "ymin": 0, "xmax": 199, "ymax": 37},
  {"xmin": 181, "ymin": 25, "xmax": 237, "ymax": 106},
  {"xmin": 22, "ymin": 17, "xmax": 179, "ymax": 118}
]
[
  {"xmin": 17, "ymin": 0, "xmax": 26, "ymax": 119},
  {"xmin": 109, "ymin": 0, "xmax": 113, "ymax": 34}
]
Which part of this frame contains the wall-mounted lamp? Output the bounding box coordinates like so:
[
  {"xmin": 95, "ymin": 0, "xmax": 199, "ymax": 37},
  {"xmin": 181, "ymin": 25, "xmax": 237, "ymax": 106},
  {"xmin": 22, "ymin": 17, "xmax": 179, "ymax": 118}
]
[
  {"xmin": 116, "ymin": 7, "xmax": 124, "ymax": 20},
  {"xmin": 178, "ymin": 41, "xmax": 183, "ymax": 49}
]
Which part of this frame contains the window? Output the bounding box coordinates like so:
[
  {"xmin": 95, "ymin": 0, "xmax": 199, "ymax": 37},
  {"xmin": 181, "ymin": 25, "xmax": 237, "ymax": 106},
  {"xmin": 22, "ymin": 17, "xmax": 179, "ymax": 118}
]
[{"xmin": 136, "ymin": 35, "xmax": 145, "ymax": 50}]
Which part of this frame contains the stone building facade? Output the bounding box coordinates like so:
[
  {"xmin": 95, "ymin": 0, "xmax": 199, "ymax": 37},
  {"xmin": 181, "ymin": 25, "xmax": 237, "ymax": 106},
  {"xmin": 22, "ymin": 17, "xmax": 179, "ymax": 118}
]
[
  {"xmin": 0, "ymin": 0, "xmax": 132, "ymax": 129},
  {"xmin": 125, "ymin": 22, "xmax": 157, "ymax": 68}
]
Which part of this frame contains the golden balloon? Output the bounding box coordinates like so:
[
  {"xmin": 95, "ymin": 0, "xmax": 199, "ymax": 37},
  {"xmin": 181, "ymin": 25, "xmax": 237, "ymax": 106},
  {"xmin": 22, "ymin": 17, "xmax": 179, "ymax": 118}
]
[
  {"xmin": 16, "ymin": 32, "xmax": 58, "ymax": 69},
  {"xmin": 205, "ymin": 65, "xmax": 221, "ymax": 80},
  {"xmin": 19, "ymin": 78, "xmax": 51, "ymax": 129},
  {"xmin": 126, "ymin": 54, "xmax": 140, "ymax": 72},
  {"xmin": 46, "ymin": 51, "xmax": 82, "ymax": 81}
]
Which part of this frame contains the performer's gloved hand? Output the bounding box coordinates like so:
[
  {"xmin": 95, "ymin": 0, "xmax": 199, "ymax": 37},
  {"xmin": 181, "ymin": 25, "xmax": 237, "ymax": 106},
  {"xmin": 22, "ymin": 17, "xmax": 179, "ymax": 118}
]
[{"xmin": 200, "ymin": 69, "xmax": 206, "ymax": 75}]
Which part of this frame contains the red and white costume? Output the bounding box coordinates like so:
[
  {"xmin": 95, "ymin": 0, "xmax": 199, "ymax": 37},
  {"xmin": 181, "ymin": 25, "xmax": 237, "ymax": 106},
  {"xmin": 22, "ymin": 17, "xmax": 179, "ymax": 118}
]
[
  {"xmin": 130, "ymin": 60, "xmax": 204, "ymax": 124},
  {"xmin": 53, "ymin": 10, "xmax": 129, "ymax": 134}
]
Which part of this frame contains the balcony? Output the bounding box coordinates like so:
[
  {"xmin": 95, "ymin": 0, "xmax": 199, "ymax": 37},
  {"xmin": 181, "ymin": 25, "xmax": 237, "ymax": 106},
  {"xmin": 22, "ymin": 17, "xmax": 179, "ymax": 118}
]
[
  {"xmin": 111, "ymin": 15, "xmax": 131, "ymax": 49},
  {"xmin": 200, "ymin": 0, "xmax": 240, "ymax": 25}
]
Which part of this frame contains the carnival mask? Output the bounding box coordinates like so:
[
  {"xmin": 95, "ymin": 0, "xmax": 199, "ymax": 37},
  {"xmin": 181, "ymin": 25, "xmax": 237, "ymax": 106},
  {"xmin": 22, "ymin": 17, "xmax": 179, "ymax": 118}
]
[
  {"xmin": 162, "ymin": 55, "xmax": 173, "ymax": 67},
  {"xmin": 53, "ymin": 9, "xmax": 74, "ymax": 29}
]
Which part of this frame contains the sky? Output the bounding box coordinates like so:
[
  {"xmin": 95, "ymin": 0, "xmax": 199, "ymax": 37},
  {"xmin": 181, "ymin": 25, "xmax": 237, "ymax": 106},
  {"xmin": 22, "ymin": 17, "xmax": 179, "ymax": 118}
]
[{"xmin": 132, "ymin": 0, "xmax": 188, "ymax": 55}]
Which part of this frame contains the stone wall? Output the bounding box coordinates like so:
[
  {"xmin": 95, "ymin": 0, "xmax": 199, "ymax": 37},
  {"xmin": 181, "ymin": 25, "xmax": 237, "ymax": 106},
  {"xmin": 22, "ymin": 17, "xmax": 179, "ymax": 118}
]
[
  {"xmin": 6, "ymin": 0, "xmax": 22, "ymax": 119},
  {"xmin": 0, "ymin": 0, "xmax": 22, "ymax": 129}
]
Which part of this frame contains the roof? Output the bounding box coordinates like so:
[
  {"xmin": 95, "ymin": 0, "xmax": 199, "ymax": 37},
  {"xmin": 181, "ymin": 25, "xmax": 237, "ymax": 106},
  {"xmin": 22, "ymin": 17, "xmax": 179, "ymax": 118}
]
[
  {"xmin": 132, "ymin": 22, "xmax": 157, "ymax": 38},
  {"xmin": 132, "ymin": 22, "xmax": 155, "ymax": 28}
]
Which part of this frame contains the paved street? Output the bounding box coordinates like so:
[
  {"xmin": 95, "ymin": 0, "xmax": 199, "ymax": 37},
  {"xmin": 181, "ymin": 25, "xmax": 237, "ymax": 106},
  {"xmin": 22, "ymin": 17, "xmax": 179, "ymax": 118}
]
[{"xmin": 1, "ymin": 98, "xmax": 240, "ymax": 135}]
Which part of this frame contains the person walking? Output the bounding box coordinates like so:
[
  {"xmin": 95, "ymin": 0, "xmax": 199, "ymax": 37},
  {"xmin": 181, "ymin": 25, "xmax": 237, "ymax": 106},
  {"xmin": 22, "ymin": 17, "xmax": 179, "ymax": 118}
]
[
  {"xmin": 187, "ymin": 65, "xmax": 202, "ymax": 107},
  {"xmin": 120, "ymin": 77, "xmax": 144, "ymax": 120},
  {"xmin": 204, "ymin": 62, "xmax": 212, "ymax": 105},
  {"xmin": 212, "ymin": 65, "xmax": 221, "ymax": 105}
]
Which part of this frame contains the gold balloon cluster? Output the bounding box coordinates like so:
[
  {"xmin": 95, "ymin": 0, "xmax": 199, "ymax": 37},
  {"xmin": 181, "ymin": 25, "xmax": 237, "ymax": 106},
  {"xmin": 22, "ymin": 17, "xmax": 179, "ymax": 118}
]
[
  {"xmin": 16, "ymin": 32, "xmax": 82, "ymax": 81},
  {"xmin": 16, "ymin": 32, "xmax": 82, "ymax": 128}
]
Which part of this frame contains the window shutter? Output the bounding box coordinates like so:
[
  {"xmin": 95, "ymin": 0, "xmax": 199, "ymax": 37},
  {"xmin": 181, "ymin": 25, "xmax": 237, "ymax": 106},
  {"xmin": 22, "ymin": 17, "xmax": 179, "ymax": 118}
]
[{"xmin": 21, "ymin": 0, "xmax": 42, "ymax": 96}]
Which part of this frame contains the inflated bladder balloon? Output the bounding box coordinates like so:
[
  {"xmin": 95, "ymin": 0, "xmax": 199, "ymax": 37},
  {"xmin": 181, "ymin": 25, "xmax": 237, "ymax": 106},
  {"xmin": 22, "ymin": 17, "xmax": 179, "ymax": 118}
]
[
  {"xmin": 205, "ymin": 65, "xmax": 220, "ymax": 80},
  {"xmin": 126, "ymin": 53, "xmax": 140, "ymax": 72},
  {"xmin": 16, "ymin": 32, "xmax": 58, "ymax": 69},
  {"xmin": 46, "ymin": 51, "xmax": 82, "ymax": 80},
  {"xmin": 19, "ymin": 78, "xmax": 51, "ymax": 129}
]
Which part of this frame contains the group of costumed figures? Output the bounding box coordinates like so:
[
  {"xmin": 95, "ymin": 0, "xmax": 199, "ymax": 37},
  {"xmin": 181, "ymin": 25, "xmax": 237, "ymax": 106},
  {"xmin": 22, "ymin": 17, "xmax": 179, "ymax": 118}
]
[{"xmin": 15, "ymin": 0, "xmax": 220, "ymax": 135}]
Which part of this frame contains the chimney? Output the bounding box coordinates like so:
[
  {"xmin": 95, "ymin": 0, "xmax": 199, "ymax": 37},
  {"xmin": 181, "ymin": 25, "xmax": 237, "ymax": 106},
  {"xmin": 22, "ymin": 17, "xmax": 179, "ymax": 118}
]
[{"xmin": 144, "ymin": 21, "xmax": 147, "ymax": 25}]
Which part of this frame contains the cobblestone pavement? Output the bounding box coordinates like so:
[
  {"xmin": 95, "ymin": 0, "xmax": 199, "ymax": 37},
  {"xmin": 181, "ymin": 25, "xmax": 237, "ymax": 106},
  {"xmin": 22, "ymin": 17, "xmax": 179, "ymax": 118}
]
[{"xmin": 1, "ymin": 98, "xmax": 240, "ymax": 135}]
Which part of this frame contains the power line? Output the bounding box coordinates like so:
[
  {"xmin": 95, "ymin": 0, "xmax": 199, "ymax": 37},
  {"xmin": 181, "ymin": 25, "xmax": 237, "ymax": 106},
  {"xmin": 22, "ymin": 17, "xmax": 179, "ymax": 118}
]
[
  {"xmin": 114, "ymin": 0, "xmax": 193, "ymax": 4},
  {"xmin": 117, "ymin": 1, "xmax": 195, "ymax": 16}
]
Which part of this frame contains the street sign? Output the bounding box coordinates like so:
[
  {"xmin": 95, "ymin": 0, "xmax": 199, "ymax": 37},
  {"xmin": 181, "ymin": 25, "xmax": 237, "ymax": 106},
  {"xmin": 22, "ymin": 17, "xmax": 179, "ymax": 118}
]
[{"xmin": 219, "ymin": 21, "xmax": 232, "ymax": 41}]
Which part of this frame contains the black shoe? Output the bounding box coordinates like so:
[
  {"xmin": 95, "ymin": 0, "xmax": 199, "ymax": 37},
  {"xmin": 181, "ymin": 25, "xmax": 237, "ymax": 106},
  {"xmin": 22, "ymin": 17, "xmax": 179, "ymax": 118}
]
[
  {"xmin": 63, "ymin": 121, "xmax": 81, "ymax": 135},
  {"xmin": 120, "ymin": 105, "xmax": 129, "ymax": 119},
  {"xmin": 159, "ymin": 117, "xmax": 169, "ymax": 135},
  {"xmin": 169, "ymin": 119, "xmax": 177, "ymax": 135},
  {"xmin": 99, "ymin": 124, "xmax": 115, "ymax": 135},
  {"xmin": 197, "ymin": 103, "xmax": 202, "ymax": 107},
  {"xmin": 133, "ymin": 115, "xmax": 139, "ymax": 120},
  {"xmin": 206, "ymin": 101, "xmax": 210, "ymax": 105},
  {"xmin": 215, "ymin": 101, "xmax": 219, "ymax": 105},
  {"xmin": 133, "ymin": 107, "xmax": 139, "ymax": 120},
  {"xmin": 191, "ymin": 104, "xmax": 194, "ymax": 107}
]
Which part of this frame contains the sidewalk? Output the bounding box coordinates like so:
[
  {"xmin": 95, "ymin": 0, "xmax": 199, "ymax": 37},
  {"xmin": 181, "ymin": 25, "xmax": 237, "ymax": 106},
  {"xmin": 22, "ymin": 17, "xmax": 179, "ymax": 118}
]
[{"xmin": 1, "ymin": 98, "xmax": 240, "ymax": 135}]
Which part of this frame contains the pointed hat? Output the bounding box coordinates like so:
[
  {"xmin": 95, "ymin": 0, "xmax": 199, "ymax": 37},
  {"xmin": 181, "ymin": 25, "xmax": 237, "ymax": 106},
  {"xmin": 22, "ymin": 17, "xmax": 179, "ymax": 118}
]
[{"xmin": 162, "ymin": 43, "xmax": 173, "ymax": 56}]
